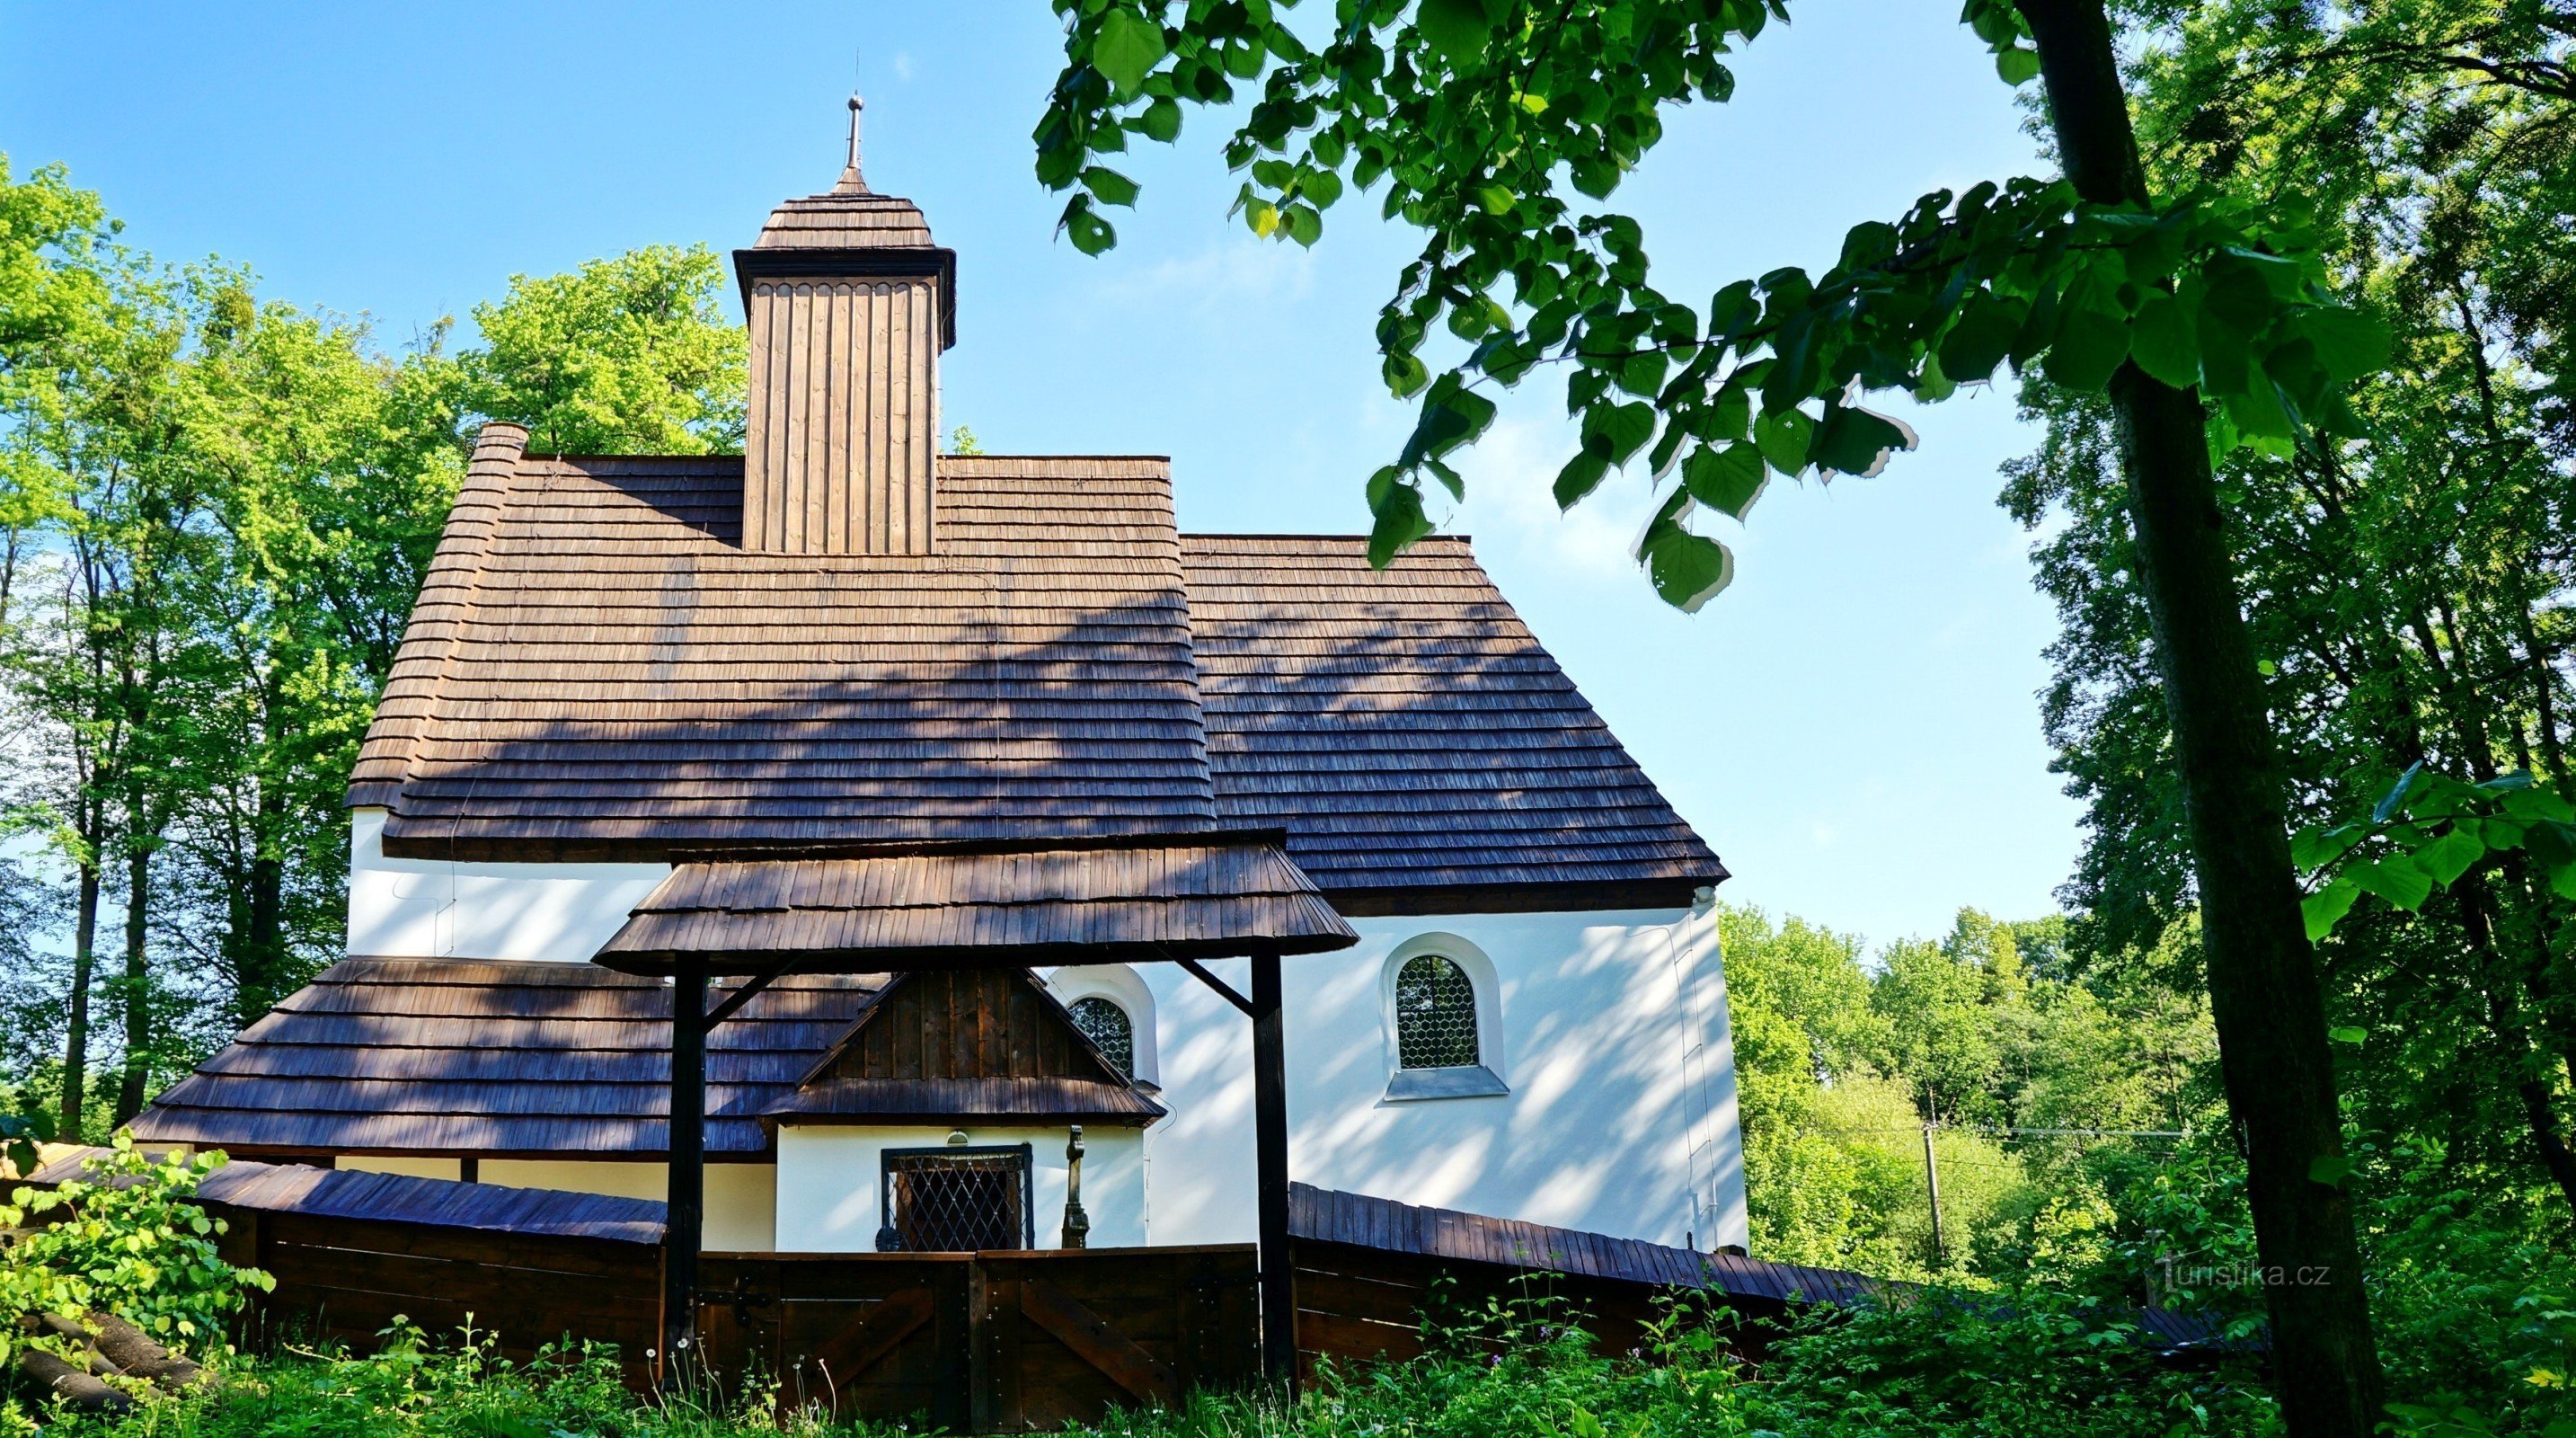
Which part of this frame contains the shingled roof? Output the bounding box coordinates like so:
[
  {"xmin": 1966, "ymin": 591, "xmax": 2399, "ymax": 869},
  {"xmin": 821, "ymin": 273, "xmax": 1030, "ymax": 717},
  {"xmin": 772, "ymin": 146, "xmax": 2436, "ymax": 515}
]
[
  {"xmin": 349, "ymin": 439, "xmax": 1217, "ymax": 860},
  {"xmin": 128, "ymin": 957, "xmax": 879, "ymax": 1157},
  {"xmin": 1183, "ymin": 536, "xmax": 1725, "ymax": 912},
  {"xmin": 346, "ymin": 431, "xmax": 1722, "ymax": 910},
  {"xmin": 128, "ymin": 955, "xmax": 1164, "ymax": 1157}
]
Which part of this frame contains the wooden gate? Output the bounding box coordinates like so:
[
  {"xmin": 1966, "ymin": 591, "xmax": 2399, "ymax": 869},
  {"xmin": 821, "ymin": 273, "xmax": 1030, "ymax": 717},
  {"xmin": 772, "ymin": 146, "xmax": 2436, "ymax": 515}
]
[{"xmin": 694, "ymin": 1246, "xmax": 1257, "ymax": 1432}]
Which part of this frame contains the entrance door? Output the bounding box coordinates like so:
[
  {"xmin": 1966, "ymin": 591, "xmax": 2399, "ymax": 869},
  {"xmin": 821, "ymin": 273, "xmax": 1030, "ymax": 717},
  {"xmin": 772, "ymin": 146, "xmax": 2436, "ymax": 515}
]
[{"xmin": 881, "ymin": 1145, "xmax": 1032, "ymax": 1252}]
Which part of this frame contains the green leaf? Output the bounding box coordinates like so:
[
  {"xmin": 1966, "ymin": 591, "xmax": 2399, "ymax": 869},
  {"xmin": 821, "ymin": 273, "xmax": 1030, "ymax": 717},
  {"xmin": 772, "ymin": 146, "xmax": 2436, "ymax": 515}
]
[
  {"xmin": 2299, "ymin": 306, "xmax": 2394, "ymax": 384},
  {"xmin": 2526, "ymin": 818, "xmax": 2576, "ymax": 874},
  {"xmin": 1810, "ymin": 403, "xmax": 1916, "ymax": 477},
  {"xmin": 1366, "ymin": 470, "xmax": 1433, "ymax": 566},
  {"xmin": 1755, "ymin": 407, "xmax": 1815, "ymax": 477},
  {"xmin": 2327, "ymin": 1025, "xmax": 2367, "ymax": 1046},
  {"xmin": 1416, "ymin": 0, "xmax": 1494, "ymax": 66},
  {"xmin": 2224, "ymin": 366, "xmax": 2296, "ymax": 439},
  {"xmin": 2348, "ymin": 856, "xmax": 2433, "ymax": 911},
  {"xmin": 1642, "ymin": 528, "xmax": 1735, "ymax": 613},
  {"xmin": 1682, "ymin": 443, "xmax": 1768, "ymax": 519},
  {"xmin": 2127, "ymin": 290, "xmax": 2200, "ymax": 390},
  {"xmin": 1093, "ymin": 9, "xmax": 1169, "ymax": 100},
  {"xmin": 2302, "ymin": 878, "xmax": 2360, "ymax": 941},
  {"xmin": 1083, "ymin": 166, "xmax": 1141, "ymax": 208},
  {"xmin": 2046, "ymin": 305, "xmax": 2131, "ymax": 392},
  {"xmin": 2414, "ymin": 827, "xmax": 2486, "ymax": 888},
  {"xmin": 2374, "ymin": 761, "xmax": 2424, "ymax": 822},
  {"xmin": 1138, "ymin": 97, "xmax": 1183, "ymax": 143},
  {"xmin": 1062, "ymin": 200, "xmax": 1117, "ymax": 256},
  {"xmin": 2291, "ymin": 823, "xmax": 2363, "ymax": 873},
  {"xmin": 1994, "ymin": 47, "xmax": 2041, "ymax": 85},
  {"xmin": 2308, "ymin": 1153, "xmax": 2359, "ymax": 1189},
  {"xmin": 1554, "ymin": 450, "xmax": 1610, "ymax": 509},
  {"xmin": 1938, "ymin": 292, "xmax": 2022, "ymax": 385},
  {"xmin": 1583, "ymin": 401, "xmax": 1657, "ymax": 465}
]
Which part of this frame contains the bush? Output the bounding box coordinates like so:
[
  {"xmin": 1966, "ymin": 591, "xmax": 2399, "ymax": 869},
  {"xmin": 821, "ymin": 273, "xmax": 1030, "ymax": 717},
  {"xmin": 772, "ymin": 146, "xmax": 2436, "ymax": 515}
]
[{"xmin": 2, "ymin": 1137, "xmax": 270, "ymax": 1366}]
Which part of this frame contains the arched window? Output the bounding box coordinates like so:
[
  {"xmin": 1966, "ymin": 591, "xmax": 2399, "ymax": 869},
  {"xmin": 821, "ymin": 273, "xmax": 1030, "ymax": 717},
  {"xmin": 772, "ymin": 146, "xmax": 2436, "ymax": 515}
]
[
  {"xmin": 1394, "ymin": 954, "xmax": 1481, "ymax": 1070},
  {"xmin": 1068, "ymin": 996, "xmax": 1135, "ymax": 1080}
]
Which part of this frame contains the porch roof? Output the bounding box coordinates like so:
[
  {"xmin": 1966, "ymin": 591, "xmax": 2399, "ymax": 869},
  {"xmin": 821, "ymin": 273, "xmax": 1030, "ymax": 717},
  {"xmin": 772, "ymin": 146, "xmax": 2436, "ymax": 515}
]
[{"xmin": 592, "ymin": 839, "xmax": 1358, "ymax": 978}]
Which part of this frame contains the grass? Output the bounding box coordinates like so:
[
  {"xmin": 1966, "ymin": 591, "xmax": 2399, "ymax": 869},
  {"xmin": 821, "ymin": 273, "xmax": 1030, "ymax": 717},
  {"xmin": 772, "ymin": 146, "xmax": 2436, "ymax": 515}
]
[{"xmin": 24, "ymin": 1292, "xmax": 2284, "ymax": 1438}]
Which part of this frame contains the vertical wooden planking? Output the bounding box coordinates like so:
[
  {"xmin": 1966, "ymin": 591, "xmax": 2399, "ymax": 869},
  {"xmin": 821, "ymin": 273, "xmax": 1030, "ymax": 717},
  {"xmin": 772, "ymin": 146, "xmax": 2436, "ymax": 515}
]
[
  {"xmin": 825, "ymin": 284, "xmax": 852, "ymax": 554},
  {"xmin": 870, "ymin": 281, "xmax": 896, "ymax": 553},
  {"xmin": 739, "ymin": 270, "xmax": 939, "ymax": 555}
]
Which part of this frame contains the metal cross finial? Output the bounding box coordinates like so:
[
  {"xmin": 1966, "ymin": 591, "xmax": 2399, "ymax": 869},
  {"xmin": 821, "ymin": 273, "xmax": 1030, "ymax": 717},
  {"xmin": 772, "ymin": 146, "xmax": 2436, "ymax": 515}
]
[{"xmin": 836, "ymin": 93, "xmax": 869, "ymax": 192}]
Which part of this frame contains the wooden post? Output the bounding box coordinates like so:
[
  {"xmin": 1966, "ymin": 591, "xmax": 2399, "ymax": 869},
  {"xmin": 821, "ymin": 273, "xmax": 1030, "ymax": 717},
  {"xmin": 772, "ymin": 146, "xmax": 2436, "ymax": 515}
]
[
  {"xmin": 1250, "ymin": 949, "xmax": 1295, "ymax": 1389},
  {"xmin": 1061, "ymin": 1126, "xmax": 1091, "ymax": 1249},
  {"xmin": 663, "ymin": 959, "xmax": 708, "ymax": 1389},
  {"xmin": 1921, "ymin": 1123, "xmax": 1946, "ymax": 1269}
]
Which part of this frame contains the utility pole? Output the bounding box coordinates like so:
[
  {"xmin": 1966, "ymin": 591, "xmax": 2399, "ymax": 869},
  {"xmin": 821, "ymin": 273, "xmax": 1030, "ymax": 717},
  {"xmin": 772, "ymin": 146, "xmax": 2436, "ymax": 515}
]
[{"xmin": 1922, "ymin": 1123, "xmax": 1946, "ymax": 1269}]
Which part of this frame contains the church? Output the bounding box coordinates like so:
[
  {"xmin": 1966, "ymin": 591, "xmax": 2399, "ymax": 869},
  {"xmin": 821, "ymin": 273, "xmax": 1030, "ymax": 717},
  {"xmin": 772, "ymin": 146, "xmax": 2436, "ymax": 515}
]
[{"xmin": 130, "ymin": 101, "xmax": 1749, "ymax": 1261}]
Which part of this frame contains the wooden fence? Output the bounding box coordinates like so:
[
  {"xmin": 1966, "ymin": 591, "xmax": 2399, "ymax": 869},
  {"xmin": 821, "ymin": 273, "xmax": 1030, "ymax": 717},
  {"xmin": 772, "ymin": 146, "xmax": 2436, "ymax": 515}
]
[
  {"xmin": 40, "ymin": 1152, "xmax": 2232, "ymax": 1432},
  {"xmin": 691, "ymin": 1247, "xmax": 1257, "ymax": 1430}
]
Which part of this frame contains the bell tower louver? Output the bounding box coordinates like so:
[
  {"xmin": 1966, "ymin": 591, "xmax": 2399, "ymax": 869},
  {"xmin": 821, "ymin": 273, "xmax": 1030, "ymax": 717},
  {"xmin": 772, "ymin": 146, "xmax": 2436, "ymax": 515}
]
[{"xmin": 734, "ymin": 96, "xmax": 956, "ymax": 555}]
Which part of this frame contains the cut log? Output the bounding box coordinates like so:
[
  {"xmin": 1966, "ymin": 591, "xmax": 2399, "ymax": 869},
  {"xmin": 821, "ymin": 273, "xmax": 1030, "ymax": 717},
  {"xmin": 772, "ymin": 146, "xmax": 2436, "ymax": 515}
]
[
  {"xmin": 15, "ymin": 1348, "xmax": 132, "ymax": 1413},
  {"xmin": 90, "ymin": 1312, "xmax": 208, "ymax": 1389}
]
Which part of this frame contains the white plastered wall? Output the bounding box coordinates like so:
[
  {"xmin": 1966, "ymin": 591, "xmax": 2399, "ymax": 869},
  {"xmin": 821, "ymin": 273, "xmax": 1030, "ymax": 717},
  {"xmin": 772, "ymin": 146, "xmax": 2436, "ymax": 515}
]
[
  {"xmin": 1109, "ymin": 903, "xmax": 1748, "ymax": 1253},
  {"xmin": 774, "ymin": 1125, "xmax": 1147, "ymax": 1252},
  {"xmin": 344, "ymin": 808, "xmax": 668, "ymax": 961}
]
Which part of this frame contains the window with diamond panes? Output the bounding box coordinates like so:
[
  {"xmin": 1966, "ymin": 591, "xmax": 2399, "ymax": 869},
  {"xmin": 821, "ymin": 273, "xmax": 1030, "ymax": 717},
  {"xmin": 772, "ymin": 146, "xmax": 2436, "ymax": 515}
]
[
  {"xmin": 882, "ymin": 1149, "xmax": 1030, "ymax": 1251},
  {"xmin": 1067, "ymin": 997, "xmax": 1134, "ymax": 1079},
  {"xmin": 1394, "ymin": 954, "xmax": 1481, "ymax": 1070}
]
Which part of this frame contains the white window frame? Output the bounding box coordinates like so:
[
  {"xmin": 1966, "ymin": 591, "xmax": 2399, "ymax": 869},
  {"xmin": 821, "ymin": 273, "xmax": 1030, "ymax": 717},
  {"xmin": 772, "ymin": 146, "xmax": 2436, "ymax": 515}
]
[
  {"xmin": 1041, "ymin": 963, "xmax": 1160, "ymax": 1089},
  {"xmin": 1377, "ymin": 933, "xmax": 1509, "ymax": 1102}
]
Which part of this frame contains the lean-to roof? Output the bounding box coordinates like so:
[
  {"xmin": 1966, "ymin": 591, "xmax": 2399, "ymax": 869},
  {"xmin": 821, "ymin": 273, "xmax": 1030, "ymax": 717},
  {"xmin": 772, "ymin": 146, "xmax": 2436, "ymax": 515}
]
[{"xmin": 129, "ymin": 957, "xmax": 877, "ymax": 1156}]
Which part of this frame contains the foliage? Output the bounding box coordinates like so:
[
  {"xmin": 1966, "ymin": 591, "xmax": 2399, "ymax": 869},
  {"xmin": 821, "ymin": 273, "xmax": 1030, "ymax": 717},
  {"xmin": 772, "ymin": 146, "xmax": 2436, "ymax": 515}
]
[
  {"xmin": 40, "ymin": 1322, "xmax": 911, "ymax": 1438},
  {"xmin": 436, "ymin": 244, "xmax": 748, "ymax": 457},
  {"xmin": 2002, "ymin": 0, "xmax": 2576, "ymax": 1232},
  {"xmin": 1755, "ymin": 1290, "xmax": 2279, "ymax": 1437},
  {"xmin": 2296, "ymin": 765, "xmax": 2576, "ymax": 941},
  {"xmin": 1720, "ymin": 904, "xmax": 2218, "ymax": 1280},
  {"xmin": 0, "ymin": 154, "xmax": 752, "ymax": 1123},
  {"xmin": 1035, "ymin": 0, "xmax": 2384, "ymax": 608},
  {"xmin": 0, "ymin": 1136, "xmax": 270, "ymax": 1377},
  {"xmin": 37, "ymin": 1288, "xmax": 2289, "ymax": 1438}
]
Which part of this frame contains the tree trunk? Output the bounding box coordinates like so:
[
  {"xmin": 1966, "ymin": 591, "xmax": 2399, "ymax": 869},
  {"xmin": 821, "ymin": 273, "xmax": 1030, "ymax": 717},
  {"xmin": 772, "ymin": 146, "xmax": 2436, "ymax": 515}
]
[
  {"xmin": 113, "ymin": 831, "xmax": 151, "ymax": 1125},
  {"xmin": 60, "ymin": 863, "xmax": 98, "ymax": 1142},
  {"xmin": 243, "ymin": 785, "xmax": 288, "ymax": 1024},
  {"xmin": 2015, "ymin": 2, "xmax": 2386, "ymax": 1434}
]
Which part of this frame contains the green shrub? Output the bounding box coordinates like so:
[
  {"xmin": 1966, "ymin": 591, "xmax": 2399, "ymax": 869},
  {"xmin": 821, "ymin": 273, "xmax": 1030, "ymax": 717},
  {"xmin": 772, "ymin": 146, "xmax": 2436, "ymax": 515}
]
[{"xmin": 2, "ymin": 1137, "xmax": 271, "ymax": 1365}]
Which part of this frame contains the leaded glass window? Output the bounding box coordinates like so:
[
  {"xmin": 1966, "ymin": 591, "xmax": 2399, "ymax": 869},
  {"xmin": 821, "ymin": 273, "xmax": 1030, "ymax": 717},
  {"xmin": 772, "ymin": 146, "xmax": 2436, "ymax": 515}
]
[
  {"xmin": 1069, "ymin": 996, "xmax": 1135, "ymax": 1079},
  {"xmin": 1394, "ymin": 954, "xmax": 1480, "ymax": 1070}
]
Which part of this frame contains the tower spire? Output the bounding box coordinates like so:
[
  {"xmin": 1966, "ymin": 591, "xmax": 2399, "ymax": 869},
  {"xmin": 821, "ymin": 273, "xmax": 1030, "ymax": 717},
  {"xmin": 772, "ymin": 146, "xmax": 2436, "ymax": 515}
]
[{"xmin": 836, "ymin": 93, "xmax": 868, "ymax": 194}]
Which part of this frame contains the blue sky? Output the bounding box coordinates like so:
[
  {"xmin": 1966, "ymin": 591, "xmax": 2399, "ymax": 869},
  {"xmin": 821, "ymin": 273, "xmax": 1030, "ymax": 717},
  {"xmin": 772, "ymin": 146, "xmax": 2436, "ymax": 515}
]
[{"xmin": 1, "ymin": 2, "xmax": 2085, "ymax": 950}]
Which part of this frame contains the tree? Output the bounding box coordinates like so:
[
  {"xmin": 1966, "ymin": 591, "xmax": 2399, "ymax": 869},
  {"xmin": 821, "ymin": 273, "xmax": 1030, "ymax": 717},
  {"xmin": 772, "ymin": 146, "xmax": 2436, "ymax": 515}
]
[
  {"xmin": 439, "ymin": 245, "xmax": 748, "ymax": 457},
  {"xmin": 2009, "ymin": 0, "xmax": 2576, "ymax": 1229},
  {"xmin": 2, "ymin": 152, "xmax": 757, "ymax": 1120},
  {"xmin": 1033, "ymin": 1, "xmax": 2392, "ymax": 1426}
]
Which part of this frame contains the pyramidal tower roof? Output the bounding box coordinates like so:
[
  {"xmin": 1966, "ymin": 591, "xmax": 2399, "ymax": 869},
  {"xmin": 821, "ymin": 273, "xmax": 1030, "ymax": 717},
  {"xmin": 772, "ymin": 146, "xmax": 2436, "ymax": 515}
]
[{"xmin": 751, "ymin": 95, "xmax": 937, "ymax": 253}]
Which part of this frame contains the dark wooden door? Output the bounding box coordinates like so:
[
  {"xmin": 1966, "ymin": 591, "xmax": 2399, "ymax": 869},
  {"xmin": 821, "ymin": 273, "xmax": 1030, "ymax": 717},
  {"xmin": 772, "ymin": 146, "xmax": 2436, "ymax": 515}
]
[
  {"xmin": 696, "ymin": 1255, "xmax": 971, "ymax": 1430},
  {"xmin": 694, "ymin": 1247, "xmax": 1255, "ymax": 1434}
]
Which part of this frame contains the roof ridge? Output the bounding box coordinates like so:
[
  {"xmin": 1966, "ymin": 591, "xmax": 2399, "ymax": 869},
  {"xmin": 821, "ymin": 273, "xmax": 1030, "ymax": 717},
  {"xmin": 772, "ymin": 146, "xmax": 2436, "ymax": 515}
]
[
  {"xmin": 346, "ymin": 423, "xmax": 529, "ymax": 811},
  {"xmin": 1179, "ymin": 531, "xmax": 1476, "ymax": 545}
]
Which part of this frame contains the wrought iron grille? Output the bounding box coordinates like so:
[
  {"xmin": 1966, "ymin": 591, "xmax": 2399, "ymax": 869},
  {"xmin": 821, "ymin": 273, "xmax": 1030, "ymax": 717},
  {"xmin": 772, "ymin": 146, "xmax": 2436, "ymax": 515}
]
[
  {"xmin": 880, "ymin": 1147, "xmax": 1032, "ymax": 1252},
  {"xmin": 1067, "ymin": 997, "xmax": 1134, "ymax": 1079},
  {"xmin": 1394, "ymin": 954, "xmax": 1480, "ymax": 1070}
]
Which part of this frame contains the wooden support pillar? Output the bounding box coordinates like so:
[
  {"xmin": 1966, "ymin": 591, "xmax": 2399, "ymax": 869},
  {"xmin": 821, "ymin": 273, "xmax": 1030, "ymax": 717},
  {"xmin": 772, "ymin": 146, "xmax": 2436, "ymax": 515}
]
[
  {"xmin": 662, "ymin": 958, "xmax": 707, "ymax": 1389},
  {"xmin": 1250, "ymin": 948, "xmax": 1295, "ymax": 1389}
]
